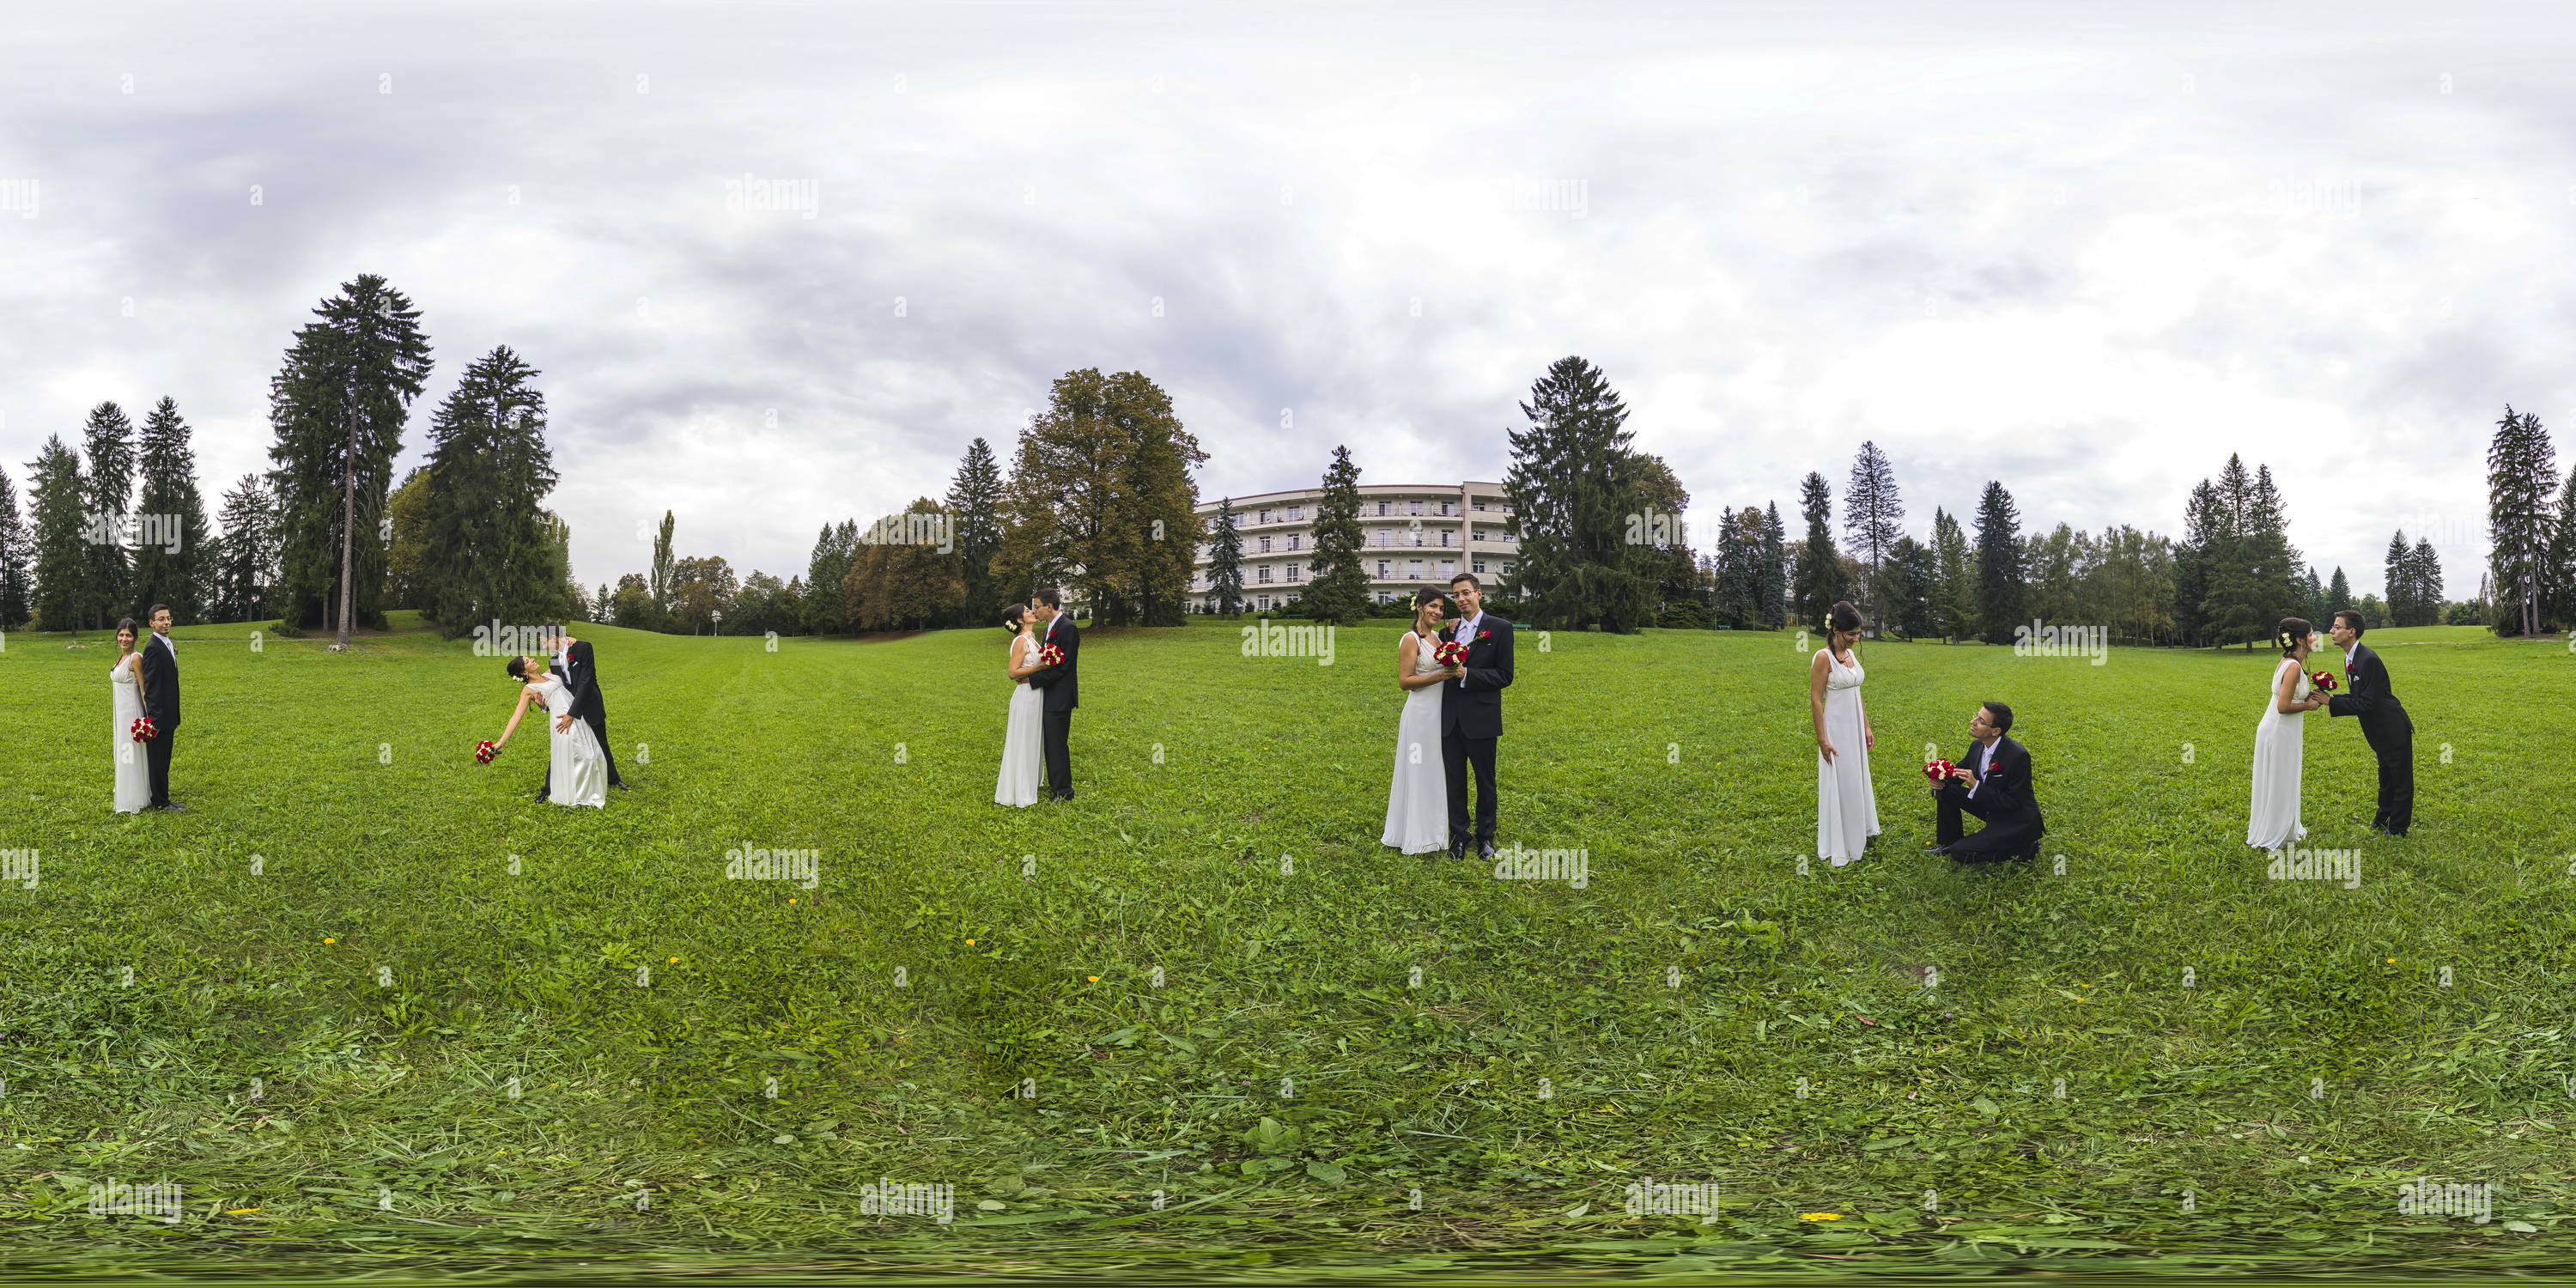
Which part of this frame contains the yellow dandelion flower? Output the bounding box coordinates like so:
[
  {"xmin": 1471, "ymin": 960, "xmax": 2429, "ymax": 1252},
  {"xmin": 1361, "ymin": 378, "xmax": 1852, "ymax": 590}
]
[
  {"xmin": 1799, "ymin": 1212, "xmax": 1843, "ymax": 1221},
  {"xmin": 323, "ymin": 938, "xmax": 337, "ymax": 945},
  {"xmin": 667, "ymin": 957, "xmax": 677, "ymax": 963},
  {"xmin": 1086, "ymin": 975, "xmax": 1099, "ymax": 982},
  {"xmin": 225, "ymin": 1207, "xmax": 262, "ymax": 1214}
]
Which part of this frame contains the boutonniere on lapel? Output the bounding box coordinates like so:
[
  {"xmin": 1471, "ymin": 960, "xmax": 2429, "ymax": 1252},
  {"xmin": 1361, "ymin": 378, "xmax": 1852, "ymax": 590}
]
[{"xmin": 1476, "ymin": 629, "xmax": 1492, "ymax": 641}]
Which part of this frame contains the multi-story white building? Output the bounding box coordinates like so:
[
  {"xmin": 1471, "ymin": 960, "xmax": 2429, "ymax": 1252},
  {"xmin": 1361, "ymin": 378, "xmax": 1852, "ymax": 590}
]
[{"xmin": 1188, "ymin": 481, "xmax": 1520, "ymax": 613}]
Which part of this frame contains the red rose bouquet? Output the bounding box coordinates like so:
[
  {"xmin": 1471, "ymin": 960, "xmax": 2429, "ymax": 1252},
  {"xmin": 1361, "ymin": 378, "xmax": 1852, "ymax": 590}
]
[
  {"xmin": 129, "ymin": 715, "xmax": 158, "ymax": 744},
  {"xmin": 1432, "ymin": 640, "xmax": 1469, "ymax": 667},
  {"xmin": 474, "ymin": 739, "xmax": 500, "ymax": 764},
  {"xmin": 2307, "ymin": 670, "xmax": 2337, "ymax": 692},
  {"xmin": 1923, "ymin": 756, "xmax": 1956, "ymax": 786},
  {"xmin": 1037, "ymin": 643, "xmax": 1065, "ymax": 668}
]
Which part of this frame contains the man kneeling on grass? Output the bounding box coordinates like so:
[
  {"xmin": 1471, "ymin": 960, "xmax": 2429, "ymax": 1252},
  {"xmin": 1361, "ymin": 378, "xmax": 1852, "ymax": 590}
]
[{"xmin": 1925, "ymin": 701, "xmax": 2045, "ymax": 864}]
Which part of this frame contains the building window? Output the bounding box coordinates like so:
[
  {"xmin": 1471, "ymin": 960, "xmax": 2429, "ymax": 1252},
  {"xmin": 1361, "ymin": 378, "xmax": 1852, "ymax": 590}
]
[
  {"xmin": 1439, "ymin": 531, "xmax": 1454, "ymax": 547},
  {"xmin": 1409, "ymin": 500, "xmax": 1424, "ymax": 515},
  {"xmin": 1473, "ymin": 557, "xmax": 1487, "ymax": 574},
  {"xmin": 1286, "ymin": 563, "xmax": 1302, "ymax": 581},
  {"xmin": 1374, "ymin": 529, "xmax": 1390, "ymax": 547},
  {"xmin": 1501, "ymin": 563, "xmax": 1515, "ymax": 577},
  {"xmin": 1376, "ymin": 560, "xmax": 1391, "ymax": 577},
  {"xmin": 1439, "ymin": 560, "xmax": 1455, "ymax": 577},
  {"xmin": 1473, "ymin": 501, "xmax": 1488, "ymax": 511},
  {"xmin": 1286, "ymin": 533, "xmax": 1301, "ymax": 550},
  {"xmin": 1257, "ymin": 595, "xmax": 1272, "ymax": 611},
  {"xmin": 1287, "ymin": 505, "xmax": 1302, "ymax": 519},
  {"xmin": 1258, "ymin": 508, "xmax": 1273, "ymax": 524},
  {"xmin": 1407, "ymin": 559, "xmax": 1424, "ymax": 579},
  {"xmin": 1376, "ymin": 501, "xmax": 1390, "ymax": 515},
  {"xmin": 1441, "ymin": 501, "xmax": 1454, "ymax": 515},
  {"xmin": 1258, "ymin": 536, "xmax": 1273, "ymax": 553},
  {"xmin": 1257, "ymin": 566, "xmax": 1273, "ymax": 583},
  {"xmin": 1409, "ymin": 530, "xmax": 1425, "ymax": 547}
]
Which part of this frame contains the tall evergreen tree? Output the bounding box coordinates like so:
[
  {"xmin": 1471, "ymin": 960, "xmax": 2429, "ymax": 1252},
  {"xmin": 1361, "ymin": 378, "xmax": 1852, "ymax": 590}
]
[
  {"xmin": 2172, "ymin": 478, "xmax": 2222, "ymax": 644},
  {"xmin": 2191, "ymin": 455, "xmax": 2302, "ymax": 648},
  {"xmin": 946, "ymin": 436, "xmax": 1005, "ymax": 628},
  {"xmin": 1971, "ymin": 480, "xmax": 2026, "ymax": 644},
  {"xmin": 130, "ymin": 397, "xmax": 210, "ymax": 622},
  {"xmin": 210, "ymin": 474, "xmax": 279, "ymax": 623},
  {"xmin": 26, "ymin": 436, "xmax": 88, "ymax": 631},
  {"xmin": 265, "ymin": 274, "xmax": 434, "ymax": 641},
  {"xmin": 2382, "ymin": 530, "xmax": 2415, "ymax": 627},
  {"xmin": 419, "ymin": 347, "xmax": 562, "ymax": 635},
  {"xmin": 78, "ymin": 401, "xmax": 136, "ymax": 629},
  {"xmin": 1888, "ymin": 534, "xmax": 1935, "ymax": 639},
  {"xmin": 2547, "ymin": 463, "xmax": 2576, "ymax": 631},
  {"xmin": 2409, "ymin": 537, "xmax": 2444, "ymax": 625},
  {"xmin": 0, "ymin": 465, "xmax": 28, "ymax": 629},
  {"xmin": 1303, "ymin": 446, "xmax": 1369, "ymax": 625},
  {"xmin": 649, "ymin": 511, "xmax": 677, "ymax": 617},
  {"xmin": 1842, "ymin": 440, "xmax": 1905, "ymax": 636},
  {"xmin": 1502, "ymin": 356, "xmax": 1656, "ymax": 633},
  {"xmin": 1929, "ymin": 506, "xmax": 1975, "ymax": 642},
  {"xmin": 799, "ymin": 520, "xmax": 858, "ymax": 634},
  {"xmin": 1790, "ymin": 471, "xmax": 1840, "ymax": 630},
  {"xmin": 1758, "ymin": 501, "xmax": 1788, "ymax": 629},
  {"xmin": 2300, "ymin": 564, "xmax": 2326, "ymax": 628},
  {"xmin": 2325, "ymin": 566, "xmax": 2351, "ymax": 617},
  {"xmin": 2484, "ymin": 405, "xmax": 2555, "ymax": 636},
  {"xmin": 1204, "ymin": 497, "xmax": 1246, "ymax": 616}
]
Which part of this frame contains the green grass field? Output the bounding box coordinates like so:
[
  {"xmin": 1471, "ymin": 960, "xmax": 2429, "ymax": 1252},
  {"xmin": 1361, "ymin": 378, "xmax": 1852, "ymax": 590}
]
[{"xmin": 1, "ymin": 612, "xmax": 2571, "ymax": 1281}]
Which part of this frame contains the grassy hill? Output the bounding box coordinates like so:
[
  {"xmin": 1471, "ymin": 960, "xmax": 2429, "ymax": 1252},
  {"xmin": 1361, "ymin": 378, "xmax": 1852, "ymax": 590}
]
[{"xmin": 0, "ymin": 614, "xmax": 2567, "ymax": 1279}]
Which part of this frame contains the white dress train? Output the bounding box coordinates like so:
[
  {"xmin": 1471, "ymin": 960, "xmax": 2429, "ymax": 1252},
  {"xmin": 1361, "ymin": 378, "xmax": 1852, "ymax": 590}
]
[
  {"xmin": 1381, "ymin": 630, "xmax": 1449, "ymax": 854},
  {"xmin": 1815, "ymin": 646, "xmax": 1880, "ymax": 866},
  {"xmin": 995, "ymin": 634, "xmax": 1044, "ymax": 808},
  {"xmin": 2247, "ymin": 658, "xmax": 2309, "ymax": 849},
  {"xmin": 111, "ymin": 658, "xmax": 151, "ymax": 815},
  {"xmin": 537, "ymin": 675, "xmax": 607, "ymax": 809}
]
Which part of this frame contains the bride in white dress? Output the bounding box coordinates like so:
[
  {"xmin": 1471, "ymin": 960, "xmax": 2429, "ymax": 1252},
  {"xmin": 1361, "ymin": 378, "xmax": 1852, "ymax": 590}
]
[
  {"xmin": 109, "ymin": 617, "xmax": 152, "ymax": 815},
  {"xmin": 1382, "ymin": 587, "xmax": 1461, "ymax": 854},
  {"xmin": 1812, "ymin": 599, "xmax": 1880, "ymax": 866},
  {"xmin": 2248, "ymin": 617, "xmax": 2330, "ymax": 849},
  {"xmin": 995, "ymin": 604, "xmax": 1046, "ymax": 807},
  {"xmin": 495, "ymin": 654, "xmax": 608, "ymax": 808}
]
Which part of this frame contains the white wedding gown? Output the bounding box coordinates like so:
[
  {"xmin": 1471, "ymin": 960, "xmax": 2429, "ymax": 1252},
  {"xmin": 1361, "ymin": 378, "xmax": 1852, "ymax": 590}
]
[
  {"xmin": 2247, "ymin": 658, "xmax": 2309, "ymax": 848},
  {"xmin": 533, "ymin": 675, "xmax": 607, "ymax": 809},
  {"xmin": 1815, "ymin": 647, "xmax": 1880, "ymax": 866},
  {"xmin": 1381, "ymin": 631, "xmax": 1449, "ymax": 854},
  {"xmin": 995, "ymin": 634, "xmax": 1044, "ymax": 807},
  {"xmin": 111, "ymin": 657, "xmax": 150, "ymax": 814}
]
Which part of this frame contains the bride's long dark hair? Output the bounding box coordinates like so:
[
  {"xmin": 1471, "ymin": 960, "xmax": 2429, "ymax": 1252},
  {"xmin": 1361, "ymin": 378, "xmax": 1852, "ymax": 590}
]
[{"xmin": 1001, "ymin": 604, "xmax": 1030, "ymax": 633}]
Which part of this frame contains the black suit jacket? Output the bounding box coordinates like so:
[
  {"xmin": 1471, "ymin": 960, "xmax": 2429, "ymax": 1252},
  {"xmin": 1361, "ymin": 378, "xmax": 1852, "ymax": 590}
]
[
  {"xmin": 1438, "ymin": 614, "xmax": 1514, "ymax": 738},
  {"xmin": 2324, "ymin": 643, "xmax": 2409, "ymax": 736},
  {"xmin": 1957, "ymin": 734, "xmax": 2044, "ymax": 845},
  {"xmin": 557, "ymin": 639, "xmax": 606, "ymax": 724},
  {"xmin": 1028, "ymin": 614, "xmax": 1080, "ymax": 712},
  {"xmin": 141, "ymin": 632, "xmax": 181, "ymax": 729}
]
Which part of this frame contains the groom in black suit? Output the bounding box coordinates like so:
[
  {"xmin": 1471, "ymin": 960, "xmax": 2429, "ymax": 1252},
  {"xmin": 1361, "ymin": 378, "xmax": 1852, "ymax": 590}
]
[
  {"xmin": 1439, "ymin": 573, "xmax": 1515, "ymax": 859},
  {"xmin": 2324, "ymin": 609, "xmax": 2413, "ymax": 835},
  {"xmin": 1025, "ymin": 587, "xmax": 1080, "ymax": 801},
  {"xmin": 538, "ymin": 622, "xmax": 624, "ymax": 803},
  {"xmin": 140, "ymin": 604, "xmax": 185, "ymax": 811},
  {"xmin": 1928, "ymin": 701, "xmax": 2044, "ymax": 862}
]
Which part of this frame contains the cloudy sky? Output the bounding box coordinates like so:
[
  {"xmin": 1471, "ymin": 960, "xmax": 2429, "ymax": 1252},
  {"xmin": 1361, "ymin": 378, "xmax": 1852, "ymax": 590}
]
[{"xmin": 4, "ymin": 0, "xmax": 2565, "ymax": 598}]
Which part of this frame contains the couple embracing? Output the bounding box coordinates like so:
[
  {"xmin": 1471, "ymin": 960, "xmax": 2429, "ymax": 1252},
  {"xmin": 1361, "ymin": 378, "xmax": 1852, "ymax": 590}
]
[{"xmin": 1381, "ymin": 574, "xmax": 1516, "ymax": 859}]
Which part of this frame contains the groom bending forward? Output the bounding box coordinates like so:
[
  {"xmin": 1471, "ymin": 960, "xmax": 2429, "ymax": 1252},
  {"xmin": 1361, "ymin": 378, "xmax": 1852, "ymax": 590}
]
[{"xmin": 1439, "ymin": 573, "xmax": 1514, "ymax": 859}]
